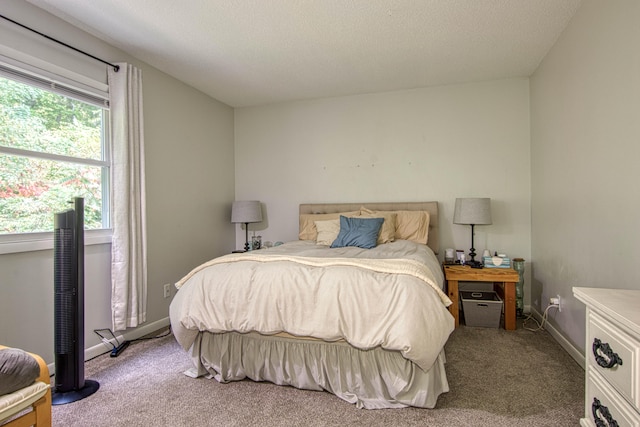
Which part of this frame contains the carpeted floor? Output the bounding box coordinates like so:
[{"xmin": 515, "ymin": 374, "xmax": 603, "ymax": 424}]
[{"xmin": 52, "ymin": 323, "xmax": 584, "ymax": 426}]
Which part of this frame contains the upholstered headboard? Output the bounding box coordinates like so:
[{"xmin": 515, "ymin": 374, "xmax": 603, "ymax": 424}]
[{"xmin": 299, "ymin": 202, "xmax": 439, "ymax": 254}]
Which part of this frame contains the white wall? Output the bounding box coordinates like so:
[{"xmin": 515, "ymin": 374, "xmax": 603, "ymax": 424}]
[
  {"xmin": 530, "ymin": 0, "xmax": 640, "ymax": 353},
  {"xmin": 10, "ymin": 0, "xmax": 632, "ymax": 367},
  {"xmin": 0, "ymin": 0, "xmax": 236, "ymax": 362},
  {"xmin": 235, "ymin": 78, "xmax": 532, "ymax": 295}
]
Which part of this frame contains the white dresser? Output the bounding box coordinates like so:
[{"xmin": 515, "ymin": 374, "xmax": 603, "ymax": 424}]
[{"xmin": 573, "ymin": 287, "xmax": 640, "ymax": 427}]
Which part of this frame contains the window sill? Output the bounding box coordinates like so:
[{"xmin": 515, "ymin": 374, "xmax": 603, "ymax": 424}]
[{"xmin": 0, "ymin": 229, "xmax": 112, "ymax": 255}]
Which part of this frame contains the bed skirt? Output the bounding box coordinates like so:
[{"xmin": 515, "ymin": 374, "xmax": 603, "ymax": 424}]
[{"xmin": 186, "ymin": 331, "xmax": 449, "ymax": 409}]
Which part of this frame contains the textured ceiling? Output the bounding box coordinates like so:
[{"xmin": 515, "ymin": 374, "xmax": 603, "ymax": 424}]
[{"xmin": 25, "ymin": 0, "xmax": 582, "ymax": 108}]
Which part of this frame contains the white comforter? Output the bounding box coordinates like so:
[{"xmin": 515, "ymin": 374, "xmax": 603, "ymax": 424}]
[{"xmin": 170, "ymin": 240, "xmax": 454, "ymax": 371}]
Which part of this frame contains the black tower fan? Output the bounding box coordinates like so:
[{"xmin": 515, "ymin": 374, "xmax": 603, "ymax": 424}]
[{"xmin": 52, "ymin": 197, "xmax": 99, "ymax": 404}]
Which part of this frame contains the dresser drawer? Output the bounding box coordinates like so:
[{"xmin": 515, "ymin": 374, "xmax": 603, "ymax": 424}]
[
  {"xmin": 588, "ymin": 311, "xmax": 640, "ymax": 409},
  {"xmin": 587, "ymin": 368, "xmax": 640, "ymax": 427}
]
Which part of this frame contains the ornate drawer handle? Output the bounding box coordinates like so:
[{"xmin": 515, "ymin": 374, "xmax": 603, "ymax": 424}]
[
  {"xmin": 592, "ymin": 338, "xmax": 623, "ymax": 369},
  {"xmin": 592, "ymin": 397, "xmax": 619, "ymax": 427}
]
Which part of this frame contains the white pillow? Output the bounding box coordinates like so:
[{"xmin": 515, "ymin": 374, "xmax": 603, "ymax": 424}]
[
  {"xmin": 314, "ymin": 219, "xmax": 341, "ymax": 246},
  {"xmin": 299, "ymin": 211, "xmax": 358, "ymax": 240}
]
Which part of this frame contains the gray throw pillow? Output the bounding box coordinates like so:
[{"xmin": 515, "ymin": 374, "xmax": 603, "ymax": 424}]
[{"xmin": 0, "ymin": 348, "xmax": 41, "ymax": 395}]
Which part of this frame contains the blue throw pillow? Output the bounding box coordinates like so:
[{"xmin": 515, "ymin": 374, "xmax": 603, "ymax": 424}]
[{"xmin": 330, "ymin": 216, "xmax": 384, "ymax": 249}]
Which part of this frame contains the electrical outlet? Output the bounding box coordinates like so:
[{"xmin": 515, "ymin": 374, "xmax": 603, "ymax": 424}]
[
  {"xmin": 549, "ymin": 295, "xmax": 562, "ymax": 312},
  {"xmin": 163, "ymin": 283, "xmax": 171, "ymax": 298}
]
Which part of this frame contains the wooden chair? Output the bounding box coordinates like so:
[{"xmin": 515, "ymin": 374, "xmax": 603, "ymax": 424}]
[{"xmin": 0, "ymin": 345, "xmax": 52, "ymax": 427}]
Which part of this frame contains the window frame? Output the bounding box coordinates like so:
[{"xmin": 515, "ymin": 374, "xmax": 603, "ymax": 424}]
[
  {"xmin": 0, "ymin": 59, "xmax": 112, "ymax": 254},
  {"xmin": 0, "ymin": 228, "xmax": 112, "ymax": 254}
]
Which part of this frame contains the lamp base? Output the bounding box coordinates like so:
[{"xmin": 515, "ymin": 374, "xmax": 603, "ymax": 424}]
[{"xmin": 244, "ymin": 222, "xmax": 250, "ymax": 251}]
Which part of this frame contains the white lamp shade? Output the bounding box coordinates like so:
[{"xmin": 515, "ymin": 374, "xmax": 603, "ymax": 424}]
[
  {"xmin": 453, "ymin": 198, "xmax": 492, "ymax": 225},
  {"xmin": 231, "ymin": 200, "xmax": 262, "ymax": 223}
]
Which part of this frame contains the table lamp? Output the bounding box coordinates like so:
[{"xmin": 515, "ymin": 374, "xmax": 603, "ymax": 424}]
[
  {"xmin": 231, "ymin": 200, "xmax": 263, "ymax": 252},
  {"xmin": 453, "ymin": 198, "xmax": 492, "ymax": 266}
]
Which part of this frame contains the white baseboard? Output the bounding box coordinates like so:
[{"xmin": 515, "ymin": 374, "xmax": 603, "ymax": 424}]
[
  {"xmin": 47, "ymin": 317, "xmax": 171, "ymax": 374},
  {"xmin": 530, "ymin": 307, "xmax": 585, "ymax": 369}
]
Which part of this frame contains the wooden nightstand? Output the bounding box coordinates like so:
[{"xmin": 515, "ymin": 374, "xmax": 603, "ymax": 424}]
[{"xmin": 443, "ymin": 264, "xmax": 519, "ymax": 330}]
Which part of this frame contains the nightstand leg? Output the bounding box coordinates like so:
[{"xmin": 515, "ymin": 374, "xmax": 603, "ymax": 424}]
[
  {"xmin": 447, "ymin": 279, "xmax": 459, "ymax": 328},
  {"xmin": 495, "ymin": 281, "xmax": 516, "ymax": 330}
]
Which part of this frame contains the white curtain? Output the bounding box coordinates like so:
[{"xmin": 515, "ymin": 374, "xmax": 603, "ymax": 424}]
[{"xmin": 108, "ymin": 63, "xmax": 147, "ymax": 331}]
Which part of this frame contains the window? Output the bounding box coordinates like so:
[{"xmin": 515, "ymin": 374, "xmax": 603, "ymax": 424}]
[{"xmin": 0, "ymin": 67, "xmax": 110, "ymax": 236}]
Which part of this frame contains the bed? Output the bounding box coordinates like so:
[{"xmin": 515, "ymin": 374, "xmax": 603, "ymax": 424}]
[{"xmin": 169, "ymin": 202, "xmax": 454, "ymax": 409}]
